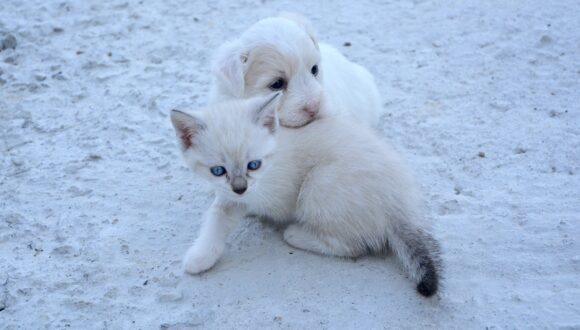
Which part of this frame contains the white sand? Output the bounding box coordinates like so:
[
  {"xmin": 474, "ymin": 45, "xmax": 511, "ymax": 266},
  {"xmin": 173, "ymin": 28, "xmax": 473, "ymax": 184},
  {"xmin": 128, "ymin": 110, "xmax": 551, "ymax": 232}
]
[{"xmin": 1, "ymin": 0, "xmax": 579, "ymax": 329}]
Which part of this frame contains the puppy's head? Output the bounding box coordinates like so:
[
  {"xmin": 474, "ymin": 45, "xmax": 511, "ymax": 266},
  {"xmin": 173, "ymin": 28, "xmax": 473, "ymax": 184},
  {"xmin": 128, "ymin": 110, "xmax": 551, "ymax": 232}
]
[{"xmin": 213, "ymin": 16, "xmax": 323, "ymax": 128}]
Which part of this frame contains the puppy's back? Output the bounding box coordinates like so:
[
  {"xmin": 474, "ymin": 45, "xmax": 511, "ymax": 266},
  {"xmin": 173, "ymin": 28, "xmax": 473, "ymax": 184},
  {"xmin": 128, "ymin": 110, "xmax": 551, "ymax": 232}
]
[{"xmin": 319, "ymin": 43, "xmax": 382, "ymax": 127}]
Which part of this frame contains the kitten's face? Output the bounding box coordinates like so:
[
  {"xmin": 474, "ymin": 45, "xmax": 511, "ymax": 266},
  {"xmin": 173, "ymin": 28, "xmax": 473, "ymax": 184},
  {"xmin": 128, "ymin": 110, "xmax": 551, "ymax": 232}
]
[
  {"xmin": 215, "ymin": 17, "xmax": 324, "ymax": 128},
  {"xmin": 171, "ymin": 95, "xmax": 279, "ymax": 199}
]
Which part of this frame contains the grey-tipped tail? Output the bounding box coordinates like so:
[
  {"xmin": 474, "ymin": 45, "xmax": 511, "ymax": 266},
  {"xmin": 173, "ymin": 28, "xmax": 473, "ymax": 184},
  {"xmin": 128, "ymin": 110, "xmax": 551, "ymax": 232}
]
[
  {"xmin": 416, "ymin": 254, "xmax": 439, "ymax": 297},
  {"xmin": 388, "ymin": 224, "xmax": 442, "ymax": 298}
]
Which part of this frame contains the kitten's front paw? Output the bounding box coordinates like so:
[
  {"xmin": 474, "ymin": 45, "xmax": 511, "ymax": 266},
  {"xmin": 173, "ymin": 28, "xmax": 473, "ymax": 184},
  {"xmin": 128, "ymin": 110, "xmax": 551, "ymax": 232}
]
[{"xmin": 182, "ymin": 246, "xmax": 220, "ymax": 275}]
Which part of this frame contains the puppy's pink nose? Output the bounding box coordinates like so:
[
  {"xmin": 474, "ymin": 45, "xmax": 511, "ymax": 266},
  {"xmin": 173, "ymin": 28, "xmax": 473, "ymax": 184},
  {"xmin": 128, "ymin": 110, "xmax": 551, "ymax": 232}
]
[{"xmin": 303, "ymin": 101, "xmax": 320, "ymax": 117}]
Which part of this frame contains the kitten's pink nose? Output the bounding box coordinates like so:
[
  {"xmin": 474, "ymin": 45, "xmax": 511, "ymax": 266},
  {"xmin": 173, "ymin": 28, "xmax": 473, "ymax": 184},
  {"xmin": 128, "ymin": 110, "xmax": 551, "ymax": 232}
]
[{"xmin": 303, "ymin": 101, "xmax": 320, "ymax": 118}]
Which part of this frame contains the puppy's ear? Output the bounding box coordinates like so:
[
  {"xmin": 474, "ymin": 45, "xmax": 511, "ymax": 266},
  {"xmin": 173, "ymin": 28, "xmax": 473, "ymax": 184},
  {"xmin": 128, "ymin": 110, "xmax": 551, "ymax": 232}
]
[
  {"xmin": 212, "ymin": 41, "xmax": 248, "ymax": 97},
  {"xmin": 278, "ymin": 12, "xmax": 319, "ymax": 48},
  {"xmin": 170, "ymin": 110, "xmax": 206, "ymax": 150},
  {"xmin": 252, "ymin": 93, "xmax": 281, "ymax": 134}
]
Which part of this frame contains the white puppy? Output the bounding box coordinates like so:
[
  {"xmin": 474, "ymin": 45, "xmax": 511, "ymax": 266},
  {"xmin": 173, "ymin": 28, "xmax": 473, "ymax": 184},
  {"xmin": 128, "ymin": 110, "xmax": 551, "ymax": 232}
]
[{"xmin": 209, "ymin": 14, "xmax": 381, "ymax": 128}]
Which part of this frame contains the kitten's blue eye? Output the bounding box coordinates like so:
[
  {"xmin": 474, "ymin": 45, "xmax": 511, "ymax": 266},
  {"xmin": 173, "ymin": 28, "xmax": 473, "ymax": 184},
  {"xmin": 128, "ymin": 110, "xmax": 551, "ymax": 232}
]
[
  {"xmin": 210, "ymin": 166, "xmax": 226, "ymax": 177},
  {"xmin": 247, "ymin": 160, "xmax": 262, "ymax": 171},
  {"xmin": 269, "ymin": 78, "xmax": 286, "ymax": 91}
]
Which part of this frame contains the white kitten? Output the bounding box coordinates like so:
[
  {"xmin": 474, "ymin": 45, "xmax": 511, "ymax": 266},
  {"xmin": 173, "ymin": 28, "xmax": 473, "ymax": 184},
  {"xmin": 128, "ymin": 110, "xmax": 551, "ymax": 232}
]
[
  {"xmin": 209, "ymin": 14, "xmax": 381, "ymax": 128},
  {"xmin": 171, "ymin": 94, "xmax": 442, "ymax": 297}
]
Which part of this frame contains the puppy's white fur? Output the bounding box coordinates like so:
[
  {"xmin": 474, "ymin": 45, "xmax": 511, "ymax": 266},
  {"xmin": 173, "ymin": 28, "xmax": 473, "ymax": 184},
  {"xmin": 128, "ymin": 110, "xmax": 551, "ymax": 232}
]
[
  {"xmin": 209, "ymin": 15, "xmax": 381, "ymax": 128},
  {"xmin": 171, "ymin": 95, "xmax": 441, "ymax": 297}
]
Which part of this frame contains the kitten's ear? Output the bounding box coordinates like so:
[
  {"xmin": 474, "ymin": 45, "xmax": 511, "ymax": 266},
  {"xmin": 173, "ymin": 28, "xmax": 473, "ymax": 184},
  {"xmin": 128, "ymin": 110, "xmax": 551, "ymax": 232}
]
[
  {"xmin": 278, "ymin": 12, "xmax": 319, "ymax": 48},
  {"xmin": 252, "ymin": 92, "xmax": 281, "ymax": 134},
  {"xmin": 170, "ymin": 110, "xmax": 206, "ymax": 150},
  {"xmin": 212, "ymin": 40, "xmax": 248, "ymax": 98}
]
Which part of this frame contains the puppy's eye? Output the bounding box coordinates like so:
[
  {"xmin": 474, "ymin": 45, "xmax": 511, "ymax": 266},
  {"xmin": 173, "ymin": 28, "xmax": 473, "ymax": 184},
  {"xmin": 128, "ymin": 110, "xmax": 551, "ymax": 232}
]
[
  {"xmin": 210, "ymin": 166, "xmax": 226, "ymax": 177},
  {"xmin": 311, "ymin": 65, "xmax": 319, "ymax": 76},
  {"xmin": 269, "ymin": 78, "xmax": 286, "ymax": 91},
  {"xmin": 247, "ymin": 160, "xmax": 262, "ymax": 171}
]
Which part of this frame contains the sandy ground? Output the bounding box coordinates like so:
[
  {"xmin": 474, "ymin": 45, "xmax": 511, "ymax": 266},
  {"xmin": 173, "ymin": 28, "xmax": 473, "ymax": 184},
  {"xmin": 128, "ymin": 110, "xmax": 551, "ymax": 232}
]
[{"xmin": 1, "ymin": 0, "xmax": 579, "ymax": 329}]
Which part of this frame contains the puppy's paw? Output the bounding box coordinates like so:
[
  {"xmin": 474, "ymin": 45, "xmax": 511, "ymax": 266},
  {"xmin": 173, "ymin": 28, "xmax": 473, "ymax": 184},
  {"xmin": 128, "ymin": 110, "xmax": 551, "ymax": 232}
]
[{"xmin": 182, "ymin": 245, "xmax": 221, "ymax": 275}]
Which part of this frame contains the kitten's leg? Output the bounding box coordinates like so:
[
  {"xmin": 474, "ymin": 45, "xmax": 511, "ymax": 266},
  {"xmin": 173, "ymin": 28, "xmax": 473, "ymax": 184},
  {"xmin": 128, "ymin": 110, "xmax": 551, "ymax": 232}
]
[
  {"xmin": 183, "ymin": 198, "xmax": 243, "ymax": 274},
  {"xmin": 283, "ymin": 224, "xmax": 357, "ymax": 257}
]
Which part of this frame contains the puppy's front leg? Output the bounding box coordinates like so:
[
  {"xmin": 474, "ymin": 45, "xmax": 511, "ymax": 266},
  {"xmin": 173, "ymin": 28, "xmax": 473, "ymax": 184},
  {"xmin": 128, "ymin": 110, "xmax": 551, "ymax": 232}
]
[{"xmin": 183, "ymin": 198, "xmax": 243, "ymax": 274}]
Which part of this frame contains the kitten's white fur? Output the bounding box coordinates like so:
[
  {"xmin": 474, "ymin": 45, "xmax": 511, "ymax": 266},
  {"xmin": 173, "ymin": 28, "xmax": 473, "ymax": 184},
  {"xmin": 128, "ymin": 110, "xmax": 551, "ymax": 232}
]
[
  {"xmin": 171, "ymin": 95, "xmax": 442, "ymax": 297},
  {"xmin": 209, "ymin": 14, "xmax": 381, "ymax": 128}
]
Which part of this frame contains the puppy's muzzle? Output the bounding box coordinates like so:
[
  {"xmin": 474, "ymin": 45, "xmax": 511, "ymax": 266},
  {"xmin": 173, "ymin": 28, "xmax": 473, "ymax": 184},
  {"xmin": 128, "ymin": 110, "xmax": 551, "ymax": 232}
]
[{"xmin": 303, "ymin": 100, "xmax": 320, "ymax": 118}]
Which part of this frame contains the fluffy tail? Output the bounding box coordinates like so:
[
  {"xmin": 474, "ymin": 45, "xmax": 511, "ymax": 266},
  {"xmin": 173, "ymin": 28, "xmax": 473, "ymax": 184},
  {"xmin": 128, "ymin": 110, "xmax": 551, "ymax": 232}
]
[{"xmin": 388, "ymin": 223, "xmax": 442, "ymax": 297}]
